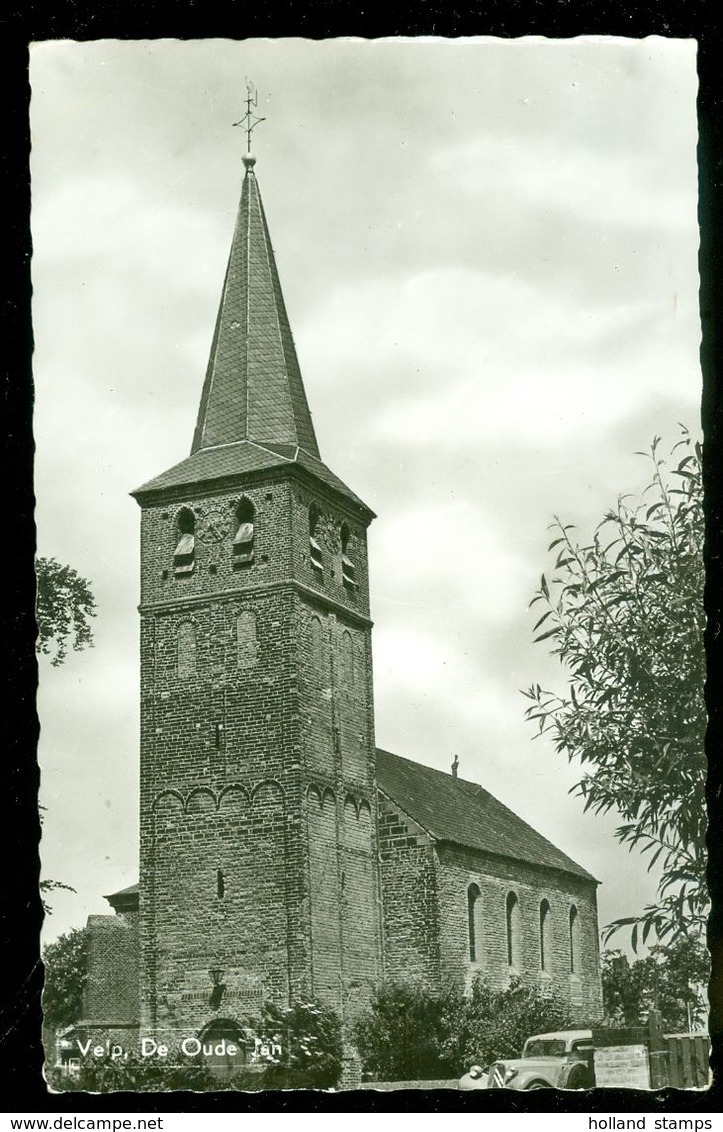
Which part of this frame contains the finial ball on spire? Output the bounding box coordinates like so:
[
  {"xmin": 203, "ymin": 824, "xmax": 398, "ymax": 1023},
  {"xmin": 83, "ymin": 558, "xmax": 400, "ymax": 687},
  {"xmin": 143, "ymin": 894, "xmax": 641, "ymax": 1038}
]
[{"xmin": 242, "ymin": 153, "xmax": 257, "ymax": 169}]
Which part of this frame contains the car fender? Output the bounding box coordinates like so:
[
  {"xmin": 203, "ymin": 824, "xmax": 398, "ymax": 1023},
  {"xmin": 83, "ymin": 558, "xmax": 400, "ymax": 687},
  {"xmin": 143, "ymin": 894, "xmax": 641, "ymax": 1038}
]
[{"xmin": 508, "ymin": 1069, "xmax": 556, "ymax": 1090}]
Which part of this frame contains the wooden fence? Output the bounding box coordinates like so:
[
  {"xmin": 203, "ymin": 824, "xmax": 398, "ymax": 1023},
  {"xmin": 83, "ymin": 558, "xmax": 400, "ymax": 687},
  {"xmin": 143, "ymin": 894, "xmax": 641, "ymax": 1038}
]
[
  {"xmin": 592, "ymin": 1016, "xmax": 710, "ymax": 1089},
  {"xmin": 664, "ymin": 1033, "xmax": 710, "ymax": 1089}
]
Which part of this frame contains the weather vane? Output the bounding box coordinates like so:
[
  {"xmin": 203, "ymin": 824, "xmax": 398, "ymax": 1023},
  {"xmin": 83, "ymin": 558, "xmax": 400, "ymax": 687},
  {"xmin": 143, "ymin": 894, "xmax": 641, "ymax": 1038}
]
[{"xmin": 233, "ymin": 81, "xmax": 266, "ymax": 154}]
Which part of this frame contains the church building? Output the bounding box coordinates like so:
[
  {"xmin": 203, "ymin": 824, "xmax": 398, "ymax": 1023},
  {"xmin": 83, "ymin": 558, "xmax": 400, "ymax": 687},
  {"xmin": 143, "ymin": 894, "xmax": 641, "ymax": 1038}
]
[{"xmin": 71, "ymin": 135, "xmax": 603, "ymax": 1074}]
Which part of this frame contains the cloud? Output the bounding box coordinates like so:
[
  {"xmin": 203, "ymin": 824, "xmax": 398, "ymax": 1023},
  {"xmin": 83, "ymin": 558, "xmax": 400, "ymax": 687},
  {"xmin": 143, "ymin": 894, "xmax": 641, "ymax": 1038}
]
[
  {"xmin": 433, "ymin": 130, "xmax": 695, "ymax": 233},
  {"xmin": 372, "ymin": 496, "xmax": 529, "ymax": 625},
  {"xmin": 303, "ymin": 263, "xmax": 700, "ymax": 462}
]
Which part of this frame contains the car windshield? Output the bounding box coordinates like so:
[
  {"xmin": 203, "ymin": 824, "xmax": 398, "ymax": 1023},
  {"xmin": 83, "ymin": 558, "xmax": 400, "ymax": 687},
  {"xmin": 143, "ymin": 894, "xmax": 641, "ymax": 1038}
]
[{"xmin": 522, "ymin": 1039, "xmax": 567, "ymax": 1058}]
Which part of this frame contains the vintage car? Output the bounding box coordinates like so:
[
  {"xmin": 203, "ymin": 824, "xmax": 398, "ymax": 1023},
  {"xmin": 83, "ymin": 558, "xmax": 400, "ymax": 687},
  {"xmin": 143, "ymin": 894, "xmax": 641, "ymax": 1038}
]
[{"xmin": 458, "ymin": 1029, "xmax": 595, "ymax": 1091}]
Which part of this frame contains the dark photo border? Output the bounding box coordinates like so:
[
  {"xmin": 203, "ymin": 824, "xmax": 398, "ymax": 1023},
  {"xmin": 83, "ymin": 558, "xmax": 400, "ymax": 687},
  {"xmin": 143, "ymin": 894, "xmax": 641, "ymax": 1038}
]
[{"xmin": 2, "ymin": 0, "xmax": 721, "ymax": 1114}]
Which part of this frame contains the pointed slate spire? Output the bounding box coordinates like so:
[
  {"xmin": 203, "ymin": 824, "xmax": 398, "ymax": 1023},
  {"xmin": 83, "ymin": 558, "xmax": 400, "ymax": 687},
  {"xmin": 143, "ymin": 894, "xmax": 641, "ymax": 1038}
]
[
  {"xmin": 134, "ymin": 145, "xmax": 372, "ymax": 517},
  {"xmin": 191, "ymin": 153, "xmax": 320, "ymax": 459}
]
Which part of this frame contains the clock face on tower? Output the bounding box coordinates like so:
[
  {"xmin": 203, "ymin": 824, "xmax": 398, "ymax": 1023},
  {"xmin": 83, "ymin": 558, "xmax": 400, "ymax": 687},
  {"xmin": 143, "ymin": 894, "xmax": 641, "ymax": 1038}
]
[
  {"xmin": 321, "ymin": 515, "xmax": 341, "ymax": 555},
  {"xmin": 198, "ymin": 507, "xmax": 231, "ymax": 543}
]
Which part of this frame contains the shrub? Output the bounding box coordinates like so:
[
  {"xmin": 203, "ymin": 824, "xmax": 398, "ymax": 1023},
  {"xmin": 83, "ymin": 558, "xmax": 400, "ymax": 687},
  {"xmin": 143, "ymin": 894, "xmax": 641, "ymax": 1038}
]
[
  {"xmin": 252, "ymin": 1000, "xmax": 342, "ymax": 1089},
  {"xmin": 448, "ymin": 976, "xmax": 581, "ymax": 1070},
  {"xmin": 353, "ymin": 981, "xmax": 464, "ymax": 1081},
  {"xmin": 353, "ymin": 976, "xmax": 587, "ymax": 1082}
]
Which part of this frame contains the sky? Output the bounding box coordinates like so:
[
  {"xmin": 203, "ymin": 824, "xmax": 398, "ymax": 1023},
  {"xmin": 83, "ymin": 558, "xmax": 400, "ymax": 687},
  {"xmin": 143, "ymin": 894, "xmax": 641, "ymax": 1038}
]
[{"xmin": 30, "ymin": 37, "xmax": 702, "ymax": 950}]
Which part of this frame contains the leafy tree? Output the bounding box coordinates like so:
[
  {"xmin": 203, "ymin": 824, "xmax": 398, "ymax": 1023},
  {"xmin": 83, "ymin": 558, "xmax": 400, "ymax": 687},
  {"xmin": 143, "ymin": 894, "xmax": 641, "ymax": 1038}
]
[
  {"xmin": 523, "ymin": 429, "xmax": 706, "ymax": 947},
  {"xmin": 36, "ymin": 556, "xmax": 96, "ymax": 666},
  {"xmin": 42, "ymin": 926, "xmax": 88, "ymax": 1032},
  {"xmin": 36, "ymin": 558, "xmax": 97, "ymax": 909},
  {"xmin": 600, "ymin": 949, "xmax": 652, "ymax": 1027},
  {"xmin": 601, "ymin": 938, "xmax": 710, "ymax": 1032},
  {"xmin": 38, "ymin": 805, "xmax": 75, "ymax": 915},
  {"xmin": 353, "ymin": 981, "xmax": 463, "ymax": 1081},
  {"xmin": 39, "ymin": 878, "xmax": 75, "ymax": 917}
]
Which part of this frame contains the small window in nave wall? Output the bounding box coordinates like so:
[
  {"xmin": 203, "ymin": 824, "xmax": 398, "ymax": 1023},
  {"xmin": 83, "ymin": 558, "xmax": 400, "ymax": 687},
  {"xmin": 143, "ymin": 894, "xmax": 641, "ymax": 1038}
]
[
  {"xmin": 506, "ymin": 891, "xmax": 521, "ymax": 970},
  {"xmin": 539, "ymin": 899, "xmax": 552, "ymax": 972},
  {"xmin": 177, "ymin": 621, "xmax": 197, "ymax": 678},
  {"xmin": 467, "ymin": 884, "xmax": 483, "ymax": 963},
  {"xmin": 569, "ymin": 905, "xmax": 581, "ymax": 974},
  {"xmin": 237, "ymin": 610, "xmax": 258, "ymax": 668}
]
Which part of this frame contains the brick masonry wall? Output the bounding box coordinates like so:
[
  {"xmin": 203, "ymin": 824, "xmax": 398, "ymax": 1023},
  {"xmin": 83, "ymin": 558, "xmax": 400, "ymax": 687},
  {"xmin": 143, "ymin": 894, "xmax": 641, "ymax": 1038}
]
[
  {"xmin": 138, "ymin": 474, "xmax": 371, "ymax": 615},
  {"xmin": 340, "ymin": 796, "xmax": 378, "ymax": 1013},
  {"xmin": 306, "ymin": 785, "xmax": 380, "ymax": 1019},
  {"xmin": 146, "ymin": 780, "xmax": 291, "ymax": 1045},
  {"xmin": 378, "ymin": 799, "xmax": 442, "ymax": 989},
  {"xmin": 139, "ymin": 481, "xmax": 294, "ymax": 609},
  {"xmin": 139, "ymin": 576, "xmax": 309, "ymax": 1041},
  {"xmin": 289, "ymin": 482, "xmax": 371, "ymax": 616},
  {"xmin": 293, "ymin": 484, "xmax": 381, "ymax": 1025},
  {"xmin": 138, "ymin": 469, "xmax": 382, "ymax": 1046},
  {"xmin": 378, "ymin": 811, "xmax": 601, "ymax": 1017},
  {"xmin": 434, "ymin": 843, "xmax": 602, "ymax": 1017},
  {"xmin": 308, "ymin": 786, "xmax": 343, "ymax": 1008},
  {"xmin": 594, "ymin": 1045, "xmax": 651, "ymax": 1089},
  {"xmin": 83, "ymin": 912, "xmax": 139, "ymax": 1023}
]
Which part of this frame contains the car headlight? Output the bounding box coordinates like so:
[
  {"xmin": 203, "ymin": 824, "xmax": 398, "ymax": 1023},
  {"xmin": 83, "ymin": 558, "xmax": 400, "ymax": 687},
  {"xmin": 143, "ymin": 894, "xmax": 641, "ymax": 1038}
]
[
  {"xmin": 468, "ymin": 1065, "xmax": 484, "ymax": 1079},
  {"xmin": 504, "ymin": 1067, "xmax": 519, "ymax": 1084}
]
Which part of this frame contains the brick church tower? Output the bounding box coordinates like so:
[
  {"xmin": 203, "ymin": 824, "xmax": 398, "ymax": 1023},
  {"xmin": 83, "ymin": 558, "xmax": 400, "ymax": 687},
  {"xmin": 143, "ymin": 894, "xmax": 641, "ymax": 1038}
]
[{"xmin": 131, "ymin": 148, "xmax": 383, "ymax": 1048}]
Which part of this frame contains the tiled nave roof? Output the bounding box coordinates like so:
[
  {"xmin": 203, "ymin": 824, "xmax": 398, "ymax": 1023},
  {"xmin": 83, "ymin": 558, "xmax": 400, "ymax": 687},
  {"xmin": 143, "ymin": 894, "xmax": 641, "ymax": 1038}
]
[{"xmin": 377, "ymin": 748, "xmax": 597, "ymax": 883}]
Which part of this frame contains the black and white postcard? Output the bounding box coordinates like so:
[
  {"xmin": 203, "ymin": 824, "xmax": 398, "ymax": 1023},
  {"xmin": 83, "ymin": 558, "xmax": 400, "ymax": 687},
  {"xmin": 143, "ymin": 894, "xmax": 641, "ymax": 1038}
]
[{"xmin": 31, "ymin": 37, "xmax": 707, "ymax": 1095}]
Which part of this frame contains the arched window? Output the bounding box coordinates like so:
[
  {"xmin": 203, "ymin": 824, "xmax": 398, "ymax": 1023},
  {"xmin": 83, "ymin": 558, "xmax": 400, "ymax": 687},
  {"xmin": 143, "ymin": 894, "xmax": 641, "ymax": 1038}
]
[
  {"xmin": 174, "ymin": 509, "xmax": 195, "ymax": 577},
  {"xmin": 539, "ymin": 899, "xmax": 552, "ymax": 972},
  {"xmin": 309, "ymin": 504, "xmax": 323, "ymax": 573},
  {"xmin": 340, "ymin": 523, "xmax": 357, "ymax": 589},
  {"xmin": 311, "ymin": 615, "xmax": 324, "ymax": 667},
  {"xmin": 506, "ymin": 891, "xmax": 521, "ymax": 969},
  {"xmin": 233, "ymin": 499, "xmax": 254, "ymax": 568},
  {"xmin": 237, "ymin": 610, "xmax": 258, "ymax": 668},
  {"xmin": 467, "ymin": 884, "xmax": 483, "ymax": 963},
  {"xmin": 569, "ymin": 905, "xmax": 580, "ymax": 974},
  {"xmin": 177, "ymin": 621, "xmax": 197, "ymax": 678},
  {"xmin": 341, "ymin": 630, "xmax": 354, "ymax": 685}
]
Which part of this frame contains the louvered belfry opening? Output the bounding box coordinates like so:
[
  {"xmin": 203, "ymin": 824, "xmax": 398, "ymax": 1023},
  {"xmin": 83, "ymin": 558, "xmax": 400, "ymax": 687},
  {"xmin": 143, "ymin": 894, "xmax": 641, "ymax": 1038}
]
[
  {"xmin": 174, "ymin": 508, "xmax": 195, "ymax": 577},
  {"xmin": 233, "ymin": 498, "xmax": 254, "ymax": 568},
  {"xmin": 341, "ymin": 523, "xmax": 356, "ymax": 589},
  {"xmin": 309, "ymin": 503, "xmax": 323, "ymax": 574}
]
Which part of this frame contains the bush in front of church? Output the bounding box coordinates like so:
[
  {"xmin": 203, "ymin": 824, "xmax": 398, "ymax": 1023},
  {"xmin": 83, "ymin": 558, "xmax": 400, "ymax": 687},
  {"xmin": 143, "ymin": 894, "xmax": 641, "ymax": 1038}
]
[
  {"xmin": 353, "ymin": 981, "xmax": 465, "ymax": 1082},
  {"xmin": 243, "ymin": 1000, "xmax": 343, "ymax": 1090},
  {"xmin": 447, "ymin": 975, "xmax": 582, "ymax": 1071},
  {"xmin": 354, "ymin": 977, "xmax": 587, "ymax": 1082}
]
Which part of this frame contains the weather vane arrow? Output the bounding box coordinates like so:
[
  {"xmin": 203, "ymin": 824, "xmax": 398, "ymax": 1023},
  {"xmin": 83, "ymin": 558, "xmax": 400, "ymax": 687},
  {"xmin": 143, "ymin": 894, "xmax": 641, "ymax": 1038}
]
[{"xmin": 233, "ymin": 81, "xmax": 266, "ymax": 155}]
